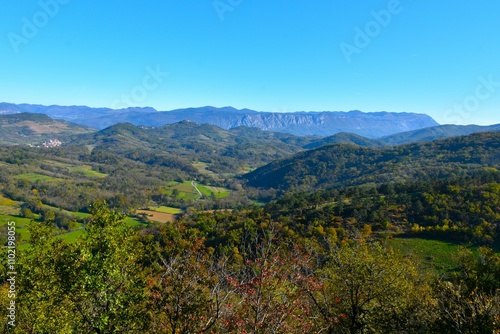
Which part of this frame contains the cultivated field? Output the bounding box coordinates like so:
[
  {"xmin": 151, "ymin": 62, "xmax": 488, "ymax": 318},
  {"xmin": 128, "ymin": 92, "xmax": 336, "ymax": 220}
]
[{"xmin": 136, "ymin": 209, "xmax": 177, "ymax": 223}]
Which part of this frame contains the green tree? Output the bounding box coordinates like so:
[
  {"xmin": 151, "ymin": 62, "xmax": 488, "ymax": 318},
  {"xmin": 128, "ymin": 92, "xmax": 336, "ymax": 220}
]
[
  {"xmin": 2, "ymin": 201, "xmax": 151, "ymax": 333},
  {"xmin": 19, "ymin": 207, "xmax": 35, "ymax": 219},
  {"xmin": 433, "ymin": 246, "xmax": 500, "ymax": 333},
  {"xmin": 64, "ymin": 201, "xmax": 150, "ymax": 333},
  {"xmin": 309, "ymin": 242, "xmax": 432, "ymax": 333},
  {"xmin": 12, "ymin": 222, "xmax": 77, "ymax": 333}
]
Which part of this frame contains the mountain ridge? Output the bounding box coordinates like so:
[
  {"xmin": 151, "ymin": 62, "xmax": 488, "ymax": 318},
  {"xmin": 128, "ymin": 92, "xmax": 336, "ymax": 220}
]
[
  {"xmin": 0, "ymin": 102, "xmax": 438, "ymax": 137},
  {"xmin": 243, "ymin": 131, "xmax": 500, "ymax": 192}
]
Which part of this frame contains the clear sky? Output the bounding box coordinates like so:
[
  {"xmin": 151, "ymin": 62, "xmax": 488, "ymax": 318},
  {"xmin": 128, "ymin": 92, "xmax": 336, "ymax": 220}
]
[{"xmin": 1, "ymin": 0, "xmax": 499, "ymax": 125}]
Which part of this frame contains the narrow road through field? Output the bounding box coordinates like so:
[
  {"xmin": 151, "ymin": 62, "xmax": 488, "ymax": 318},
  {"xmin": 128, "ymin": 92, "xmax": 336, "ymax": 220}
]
[{"xmin": 191, "ymin": 180, "xmax": 202, "ymax": 199}]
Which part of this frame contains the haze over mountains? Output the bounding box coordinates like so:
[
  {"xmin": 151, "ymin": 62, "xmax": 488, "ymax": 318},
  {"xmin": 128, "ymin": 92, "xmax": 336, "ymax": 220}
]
[
  {"xmin": 1, "ymin": 109, "xmax": 500, "ymax": 153},
  {"xmin": 0, "ymin": 102, "xmax": 438, "ymax": 137}
]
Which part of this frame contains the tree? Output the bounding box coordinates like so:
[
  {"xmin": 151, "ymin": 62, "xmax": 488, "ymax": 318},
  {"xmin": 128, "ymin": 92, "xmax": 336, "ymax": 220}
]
[
  {"xmin": 64, "ymin": 201, "xmax": 150, "ymax": 333},
  {"xmin": 12, "ymin": 222, "xmax": 77, "ymax": 333},
  {"xmin": 4, "ymin": 201, "xmax": 151, "ymax": 333},
  {"xmin": 433, "ymin": 246, "xmax": 500, "ymax": 333},
  {"xmin": 19, "ymin": 206, "xmax": 35, "ymax": 219},
  {"xmin": 148, "ymin": 246, "xmax": 231, "ymax": 333},
  {"xmin": 308, "ymin": 242, "xmax": 432, "ymax": 333},
  {"xmin": 222, "ymin": 230, "xmax": 315, "ymax": 333}
]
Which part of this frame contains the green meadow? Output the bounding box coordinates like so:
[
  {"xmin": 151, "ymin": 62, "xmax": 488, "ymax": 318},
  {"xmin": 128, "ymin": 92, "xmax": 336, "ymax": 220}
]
[
  {"xmin": 148, "ymin": 206, "xmax": 183, "ymax": 214},
  {"xmin": 68, "ymin": 165, "xmax": 108, "ymax": 178},
  {"xmin": 162, "ymin": 180, "xmax": 231, "ymax": 201},
  {"xmin": 387, "ymin": 236, "xmax": 478, "ymax": 274},
  {"xmin": 14, "ymin": 173, "xmax": 56, "ymax": 182}
]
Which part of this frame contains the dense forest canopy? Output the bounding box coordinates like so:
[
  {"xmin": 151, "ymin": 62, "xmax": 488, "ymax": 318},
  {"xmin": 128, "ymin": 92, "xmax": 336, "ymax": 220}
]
[{"xmin": 244, "ymin": 132, "xmax": 500, "ymax": 192}]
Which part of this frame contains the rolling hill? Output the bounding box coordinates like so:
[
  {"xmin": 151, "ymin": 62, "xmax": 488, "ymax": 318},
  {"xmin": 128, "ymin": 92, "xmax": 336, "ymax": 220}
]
[
  {"xmin": 0, "ymin": 112, "xmax": 95, "ymax": 145},
  {"xmin": 243, "ymin": 132, "xmax": 500, "ymax": 192},
  {"xmin": 304, "ymin": 132, "xmax": 384, "ymax": 149},
  {"xmin": 379, "ymin": 123, "xmax": 500, "ymax": 145},
  {"xmin": 304, "ymin": 124, "xmax": 500, "ymax": 149},
  {"xmin": 69, "ymin": 121, "xmax": 312, "ymax": 173}
]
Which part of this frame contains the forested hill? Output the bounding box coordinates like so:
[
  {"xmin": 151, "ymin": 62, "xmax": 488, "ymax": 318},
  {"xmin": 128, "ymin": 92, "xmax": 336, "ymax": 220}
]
[
  {"xmin": 243, "ymin": 132, "xmax": 500, "ymax": 192},
  {"xmin": 304, "ymin": 123, "xmax": 500, "ymax": 149},
  {"xmin": 379, "ymin": 123, "xmax": 500, "ymax": 145},
  {"xmin": 0, "ymin": 112, "xmax": 94, "ymax": 145},
  {"xmin": 69, "ymin": 121, "xmax": 312, "ymax": 172},
  {"xmin": 304, "ymin": 132, "xmax": 384, "ymax": 149}
]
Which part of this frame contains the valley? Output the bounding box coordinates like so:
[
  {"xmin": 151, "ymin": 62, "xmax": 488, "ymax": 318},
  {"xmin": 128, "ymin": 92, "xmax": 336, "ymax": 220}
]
[{"xmin": 0, "ymin": 109, "xmax": 499, "ymax": 332}]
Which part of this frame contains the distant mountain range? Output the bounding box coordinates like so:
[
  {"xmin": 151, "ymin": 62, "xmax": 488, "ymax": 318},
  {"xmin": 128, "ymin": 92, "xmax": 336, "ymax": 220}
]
[
  {"xmin": 0, "ymin": 102, "xmax": 438, "ymax": 137},
  {"xmin": 1, "ymin": 111, "xmax": 499, "ymax": 151}
]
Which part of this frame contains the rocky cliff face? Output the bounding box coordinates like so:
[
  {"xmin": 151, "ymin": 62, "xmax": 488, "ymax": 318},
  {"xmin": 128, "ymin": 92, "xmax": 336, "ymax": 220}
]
[
  {"xmin": 0, "ymin": 103, "xmax": 439, "ymax": 138},
  {"xmin": 150, "ymin": 109, "xmax": 438, "ymax": 137}
]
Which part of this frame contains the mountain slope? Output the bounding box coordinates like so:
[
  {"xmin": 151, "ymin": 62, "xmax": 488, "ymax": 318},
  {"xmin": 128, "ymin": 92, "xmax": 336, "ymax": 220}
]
[
  {"xmin": 70, "ymin": 122, "xmax": 308, "ymax": 173},
  {"xmin": 108, "ymin": 108, "xmax": 440, "ymax": 137},
  {"xmin": 1, "ymin": 102, "xmax": 439, "ymax": 137},
  {"xmin": 0, "ymin": 113, "xmax": 95, "ymax": 145},
  {"xmin": 304, "ymin": 132, "xmax": 383, "ymax": 149},
  {"xmin": 296, "ymin": 124, "xmax": 500, "ymax": 150},
  {"xmin": 379, "ymin": 123, "xmax": 500, "ymax": 145},
  {"xmin": 243, "ymin": 132, "xmax": 500, "ymax": 191}
]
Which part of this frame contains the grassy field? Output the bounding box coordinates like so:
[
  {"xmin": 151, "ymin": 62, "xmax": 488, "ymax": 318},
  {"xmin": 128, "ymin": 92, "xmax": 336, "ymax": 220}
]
[
  {"xmin": 54, "ymin": 229, "xmax": 85, "ymax": 243},
  {"xmin": 42, "ymin": 204, "xmax": 91, "ymax": 221},
  {"xmin": 55, "ymin": 217, "xmax": 143, "ymax": 243},
  {"xmin": 0, "ymin": 192, "xmax": 139, "ymax": 247},
  {"xmin": 148, "ymin": 206, "xmax": 182, "ymax": 214},
  {"xmin": 0, "ymin": 214, "xmax": 33, "ymax": 245},
  {"xmin": 162, "ymin": 181, "xmax": 200, "ymax": 200},
  {"xmin": 138, "ymin": 205, "xmax": 182, "ymax": 223},
  {"xmin": 0, "ymin": 205, "xmax": 19, "ymax": 215},
  {"xmin": 68, "ymin": 165, "xmax": 108, "ymax": 178},
  {"xmin": 0, "ymin": 194, "xmax": 17, "ymax": 206},
  {"xmin": 0, "ymin": 195, "xmax": 19, "ymax": 215},
  {"xmin": 176, "ymin": 181, "xmax": 198, "ymax": 193},
  {"xmin": 124, "ymin": 216, "xmax": 143, "ymax": 227},
  {"xmin": 42, "ymin": 159, "xmax": 108, "ymax": 179},
  {"xmin": 387, "ymin": 236, "xmax": 477, "ymax": 274},
  {"xmin": 196, "ymin": 184, "xmax": 231, "ymax": 199},
  {"xmin": 162, "ymin": 180, "xmax": 231, "ymax": 200},
  {"xmin": 0, "ymin": 213, "xmax": 144, "ymax": 248},
  {"xmin": 42, "ymin": 159, "xmax": 74, "ymax": 168},
  {"xmin": 192, "ymin": 162, "xmax": 218, "ymax": 178},
  {"xmin": 14, "ymin": 173, "xmax": 56, "ymax": 182}
]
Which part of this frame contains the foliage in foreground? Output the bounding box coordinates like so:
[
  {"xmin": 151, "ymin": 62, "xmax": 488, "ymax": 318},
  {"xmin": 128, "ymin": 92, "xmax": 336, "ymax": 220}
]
[{"xmin": 0, "ymin": 202, "xmax": 499, "ymax": 333}]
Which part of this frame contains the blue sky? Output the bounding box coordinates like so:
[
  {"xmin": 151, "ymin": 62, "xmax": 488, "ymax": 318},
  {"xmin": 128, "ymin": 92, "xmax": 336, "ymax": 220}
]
[{"xmin": 1, "ymin": 0, "xmax": 499, "ymax": 125}]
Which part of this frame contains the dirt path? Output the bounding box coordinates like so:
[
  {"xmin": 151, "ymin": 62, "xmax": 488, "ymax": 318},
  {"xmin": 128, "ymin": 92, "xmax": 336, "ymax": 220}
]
[{"xmin": 191, "ymin": 180, "xmax": 202, "ymax": 199}]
